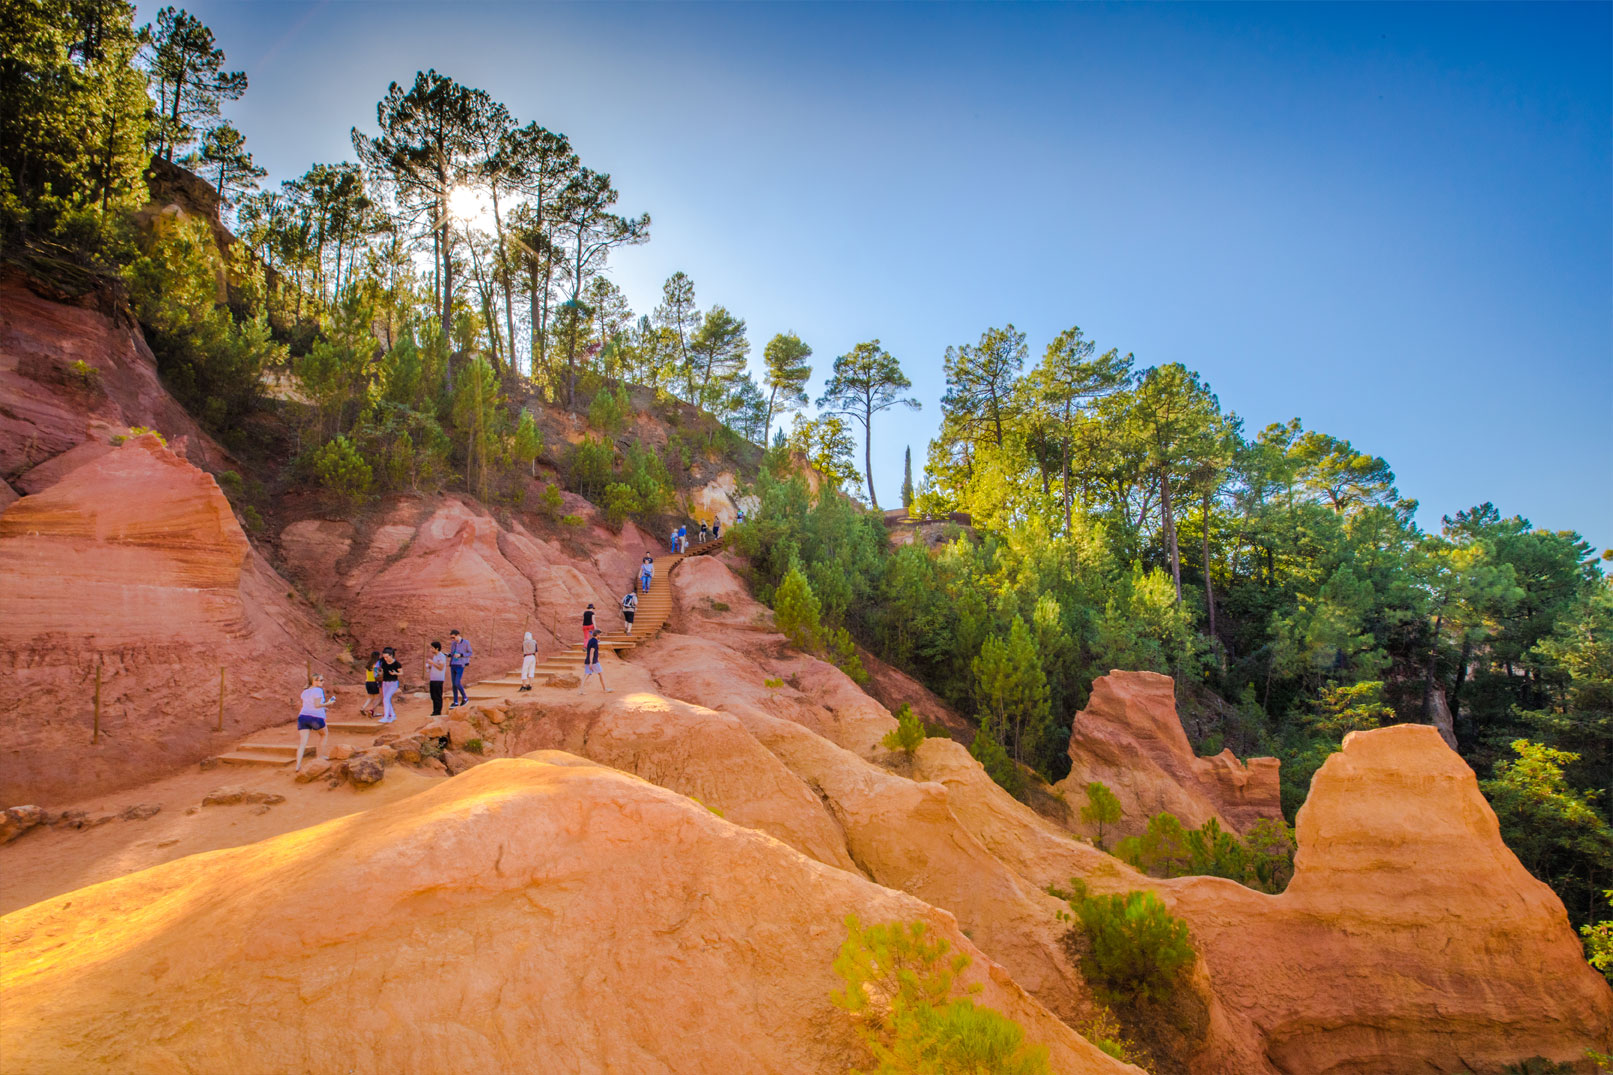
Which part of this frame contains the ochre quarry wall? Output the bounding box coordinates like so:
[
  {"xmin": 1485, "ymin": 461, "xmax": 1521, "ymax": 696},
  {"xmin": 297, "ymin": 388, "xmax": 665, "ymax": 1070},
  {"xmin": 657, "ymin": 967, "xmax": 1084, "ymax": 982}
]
[
  {"xmin": 0, "ymin": 436, "xmax": 344, "ymax": 803},
  {"xmin": 0, "ymin": 758, "xmax": 1141, "ymax": 1075},
  {"xmin": 1054, "ymin": 669, "xmax": 1282, "ymax": 838}
]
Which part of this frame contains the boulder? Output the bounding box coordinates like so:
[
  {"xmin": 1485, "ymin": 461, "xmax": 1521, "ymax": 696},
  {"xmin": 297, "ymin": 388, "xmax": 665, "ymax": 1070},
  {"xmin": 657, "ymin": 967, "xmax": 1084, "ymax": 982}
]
[
  {"xmin": 0, "ymin": 805, "xmax": 46, "ymax": 844},
  {"xmin": 295, "ymin": 760, "xmax": 332, "ymax": 783},
  {"xmin": 118, "ymin": 803, "xmax": 161, "ymax": 822},
  {"xmin": 342, "ymin": 754, "xmax": 385, "ymax": 787},
  {"xmin": 548, "ymin": 673, "xmax": 580, "ymax": 690},
  {"xmin": 1052, "ymin": 671, "xmax": 1281, "ymax": 839},
  {"xmin": 0, "ymin": 759, "xmax": 1137, "ymax": 1075},
  {"xmin": 201, "ymin": 785, "xmax": 248, "ymax": 807},
  {"xmin": 391, "ymin": 739, "xmax": 423, "ymax": 765},
  {"xmin": 326, "ymin": 743, "xmax": 353, "ymax": 761},
  {"xmin": 446, "ymin": 720, "xmax": 476, "ymax": 748}
]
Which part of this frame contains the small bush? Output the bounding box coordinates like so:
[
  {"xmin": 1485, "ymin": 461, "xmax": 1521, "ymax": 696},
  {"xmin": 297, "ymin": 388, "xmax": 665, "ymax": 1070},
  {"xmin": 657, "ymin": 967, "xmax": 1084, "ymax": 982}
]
[
  {"xmin": 763, "ymin": 677, "xmax": 784, "ymax": 689},
  {"xmin": 560, "ymin": 513, "xmax": 585, "ymax": 528},
  {"xmin": 320, "ymin": 607, "xmax": 345, "ymax": 638},
  {"xmin": 587, "ymin": 385, "xmax": 629, "ymax": 434},
  {"xmin": 831, "ymin": 916, "xmax": 1050, "ymax": 1075},
  {"xmin": 539, "ymin": 483, "xmax": 565, "ymax": 519},
  {"xmin": 463, "ymin": 738, "xmax": 485, "ymax": 755},
  {"xmin": 970, "ymin": 729, "xmax": 1023, "ymax": 798},
  {"xmin": 710, "ymin": 601, "xmax": 730, "ymax": 612},
  {"xmin": 603, "ymin": 482, "xmax": 639, "ymax": 528},
  {"xmin": 68, "ymin": 359, "xmax": 100, "ymax": 388},
  {"xmin": 883, "ymin": 703, "xmax": 927, "ymax": 756},
  {"xmin": 1081, "ymin": 782, "xmax": 1123, "ymax": 851},
  {"xmin": 567, "ymin": 435, "xmax": 615, "ymax": 501},
  {"xmin": 773, "ymin": 564, "xmax": 822, "ymax": 649},
  {"xmin": 1075, "ymin": 1005, "xmax": 1144, "ymax": 1065},
  {"xmin": 241, "ymin": 505, "xmax": 265, "ymax": 532},
  {"xmin": 1115, "ymin": 811, "xmax": 1296, "ymax": 894},
  {"xmin": 1051, "ymin": 881, "xmax": 1195, "ymax": 1005},
  {"xmin": 308, "ymin": 435, "xmax": 372, "ymax": 508},
  {"xmin": 112, "ymin": 425, "xmax": 166, "ymax": 446}
]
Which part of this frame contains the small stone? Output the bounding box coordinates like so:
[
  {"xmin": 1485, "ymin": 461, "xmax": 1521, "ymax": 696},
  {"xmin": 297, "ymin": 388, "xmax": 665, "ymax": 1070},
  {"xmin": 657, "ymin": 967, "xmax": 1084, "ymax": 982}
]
[
  {"xmin": 202, "ymin": 786, "xmax": 248, "ymax": 807},
  {"xmin": 327, "ymin": 744, "xmax": 354, "ymax": 761},
  {"xmin": 198, "ymin": 757, "xmax": 221, "ymax": 771},
  {"xmin": 418, "ymin": 719, "xmax": 448, "ymax": 740},
  {"xmin": 0, "ymin": 805, "xmax": 46, "ymax": 844},
  {"xmin": 120, "ymin": 803, "xmax": 162, "ymax": 822},
  {"xmin": 392, "ymin": 740, "xmax": 422, "ymax": 764},
  {"xmin": 295, "ymin": 760, "xmax": 332, "ymax": 783},
  {"xmin": 485, "ymin": 708, "xmax": 506, "ymax": 726},
  {"xmin": 372, "ymin": 733, "xmax": 399, "ymax": 746},
  {"xmin": 244, "ymin": 792, "xmax": 286, "ymax": 806},
  {"xmin": 344, "ymin": 754, "xmax": 386, "ymax": 787},
  {"xmin": 250, "ymin": 804, "xmax": 271, "ymax": 815},
  {"xmin": 184, "ymin": 806, "xmax": 198, "ymax": 816}
]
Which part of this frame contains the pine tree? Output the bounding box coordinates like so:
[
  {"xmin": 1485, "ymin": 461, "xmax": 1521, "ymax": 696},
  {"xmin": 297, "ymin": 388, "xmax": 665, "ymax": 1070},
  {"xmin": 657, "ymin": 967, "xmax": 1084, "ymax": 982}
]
[
  {"xmin": 145, "ymin": 6, "xmax": 247, "ymax": 162},
  {"xmin": 762, "ymin": 332, "xmax": 813, "ymax": 443},
  {"xmin": 816, "ymin": 339, "xmax": 920, "ymax": 510},
  {"xmin": 772, "ymin": 564, "xmax": 822, "ymax": 650},
  {"xmin": 654, "ymin": 271, "xmax": 700, "ymax": 398},
  {"xmin": 182, "ymin": 121, "xmax": 265, "ymax": 209},
  {"xmin": 972, "ymin": 616, "xmax": 1050, "ymax": 766}
]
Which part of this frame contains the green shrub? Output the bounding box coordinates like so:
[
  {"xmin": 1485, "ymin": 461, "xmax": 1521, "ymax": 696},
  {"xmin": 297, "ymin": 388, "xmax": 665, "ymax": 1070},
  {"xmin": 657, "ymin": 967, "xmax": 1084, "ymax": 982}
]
[
  {"xmin": 764, "ymin": 677, "xmax": 784, "ymax": 689},
  {"xmin": 831, "ymin": 916, "xmax": 1049, "ymax": 1075},
  {"xmin": 883, "ymin": 703, "xmax": 927, "ymax": 756},
  {"xmin": 773, "ymin": 564, "xmax": 823, "ymax": 649},
  {"xmin": 623, "ymin": 443, "xmax": 673, "ymax": 514},
  {"xmin": 587, "ymin": 384, "xmax": 629, "ymax": 434},
  {"xmin": 216, "ymin": 469, "xmax": 245, "ymax": 497},
  {"xmin": 560, "ymin": 513, "xmax": 585, "ymax": 528},
  {"xmin": 603, "ymin": 482, "xmax": 639, "ymax": 528},
  {"xmin": 1115, "ymin": 812, "xmax": 1296, "ymax": 894},
  {"xmin": 241, "ymin": 505, "xmax": 265, "ymax": 533},
  {"xmin": 308, "ymin": 435, "xmax": 372, "ymax": 507},
  {"xmin": 463, "ymin": 738, "xmax": 485, "ymax": 755},
  {"xmin": 970, "ymin": 729, "xmax": 1023, "ymax": 798},
  {"xmin": 1075, "ymin": 1006, "xmax": 1144, "ymax": 1065},
  {"xmin": 112, "ymin": 425, "xmax": 166, "ymax": 446},
  {"xmin": 567, "ymin": 435, "xmax": 615, "ymax": 500},
  {"xmin": 1081, "ymin": 782, "xmax": 1123, "ymax": 851},
  {"xmin": 68, "ymin": 359, "xmax": 100, "ymax": 388},
  {"xmin": 539, "ymin": 483, "xmax": 565, "ymax": 519},
  {"xmin": 1051, "ymin": 881, "xmax": 1196, "ymax": 1005}
]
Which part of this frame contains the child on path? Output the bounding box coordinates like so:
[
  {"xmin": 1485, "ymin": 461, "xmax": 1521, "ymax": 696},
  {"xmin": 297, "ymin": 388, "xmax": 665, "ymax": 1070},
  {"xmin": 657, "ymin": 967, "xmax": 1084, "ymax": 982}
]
[
  {"xmin": 640, "ymin": 554, "xmax": 654, "ymax": 594},
  {"xmin": 621, "ymin": 589, "xmax": 638, "ymax": 634},
  {"xmin": 295, "ymin": 674, "xmax": 333, "ymax": 772},
  {"xmin": 669, "ymin": 527, "xmax": 678, "ymax": 553},
  {"xmin": 360, "ymin": 650, "xmax": 381, "ymax": 716},
  {"xmin": 579, "ymin": 632, "xmax": 609, "ymax": 693},
  {"xmin": 378, "ymin": 647, "xmax": 401, "ymax": 723},
  {"xmin": 448, "ymin": 630, "xmax": 473, "ymax": 708},
  {"xmin": 582, "ymin": 603, "xmax": 596, "ymax": 642},
  {"xmin": 427, "ymin": 641, "xmax": 447, "ymax": 715},
  {"xmin": 699, "ymin": 521, "xmax": 709, "ymax": 543},
  {"xmin": 520, "ymin": 631, "xmax": 538, "ymax": 691}
]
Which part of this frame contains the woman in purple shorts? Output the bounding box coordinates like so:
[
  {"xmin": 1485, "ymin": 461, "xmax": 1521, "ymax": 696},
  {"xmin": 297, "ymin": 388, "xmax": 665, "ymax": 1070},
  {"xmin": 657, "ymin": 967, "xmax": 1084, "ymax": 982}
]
[{"xmin": 295, "ymin": 673, "xmax": 334, "ymax": 772}]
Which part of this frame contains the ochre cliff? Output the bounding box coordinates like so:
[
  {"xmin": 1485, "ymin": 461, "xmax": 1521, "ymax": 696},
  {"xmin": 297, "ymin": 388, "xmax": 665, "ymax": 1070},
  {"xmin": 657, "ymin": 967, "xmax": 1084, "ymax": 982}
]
[{"xmin": 1054, "ymin": 670, "xmax": 1283, "ymax": 838}]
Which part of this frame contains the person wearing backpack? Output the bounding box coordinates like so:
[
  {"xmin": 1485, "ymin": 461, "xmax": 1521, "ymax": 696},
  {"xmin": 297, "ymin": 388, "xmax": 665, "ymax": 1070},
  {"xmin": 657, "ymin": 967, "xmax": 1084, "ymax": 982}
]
[
  {"xmin": 448, "ymin": 630, "xmax": 473, "ymax": 708},
  {"xmin": 378, "ymin": 647, "xmax": 402, "ymax": 723},
  {"xmin": 360, "ymin": 650, "xmax": 381, "ymax": 717},
  {"xmin": 621, "ymin": 589, "xmax": 638, "ymax": 635},
  {"xmin": 519, "ymin": 631, "xmax": 538, "ymax": 692}
]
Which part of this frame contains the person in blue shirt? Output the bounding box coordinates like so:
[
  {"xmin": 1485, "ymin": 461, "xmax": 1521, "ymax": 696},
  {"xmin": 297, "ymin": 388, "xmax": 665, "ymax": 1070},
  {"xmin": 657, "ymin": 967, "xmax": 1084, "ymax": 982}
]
[{"xmin": 447, "ymin": 629, "xmax": 473, "ymax": 708}]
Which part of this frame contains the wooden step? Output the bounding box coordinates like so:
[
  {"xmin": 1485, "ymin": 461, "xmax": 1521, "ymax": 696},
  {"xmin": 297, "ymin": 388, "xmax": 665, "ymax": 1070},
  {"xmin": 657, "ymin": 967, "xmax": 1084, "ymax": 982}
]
[
  {"xmin": 323, "ymin": 720, "xmax": 390, "ymax": 734},
  {"xmin": 237, "ymin": 742, "xmax": 297, "ymax": 756},
  {"xmin": 218, "ymin": 750, "xmax": 293, "ymax": 767}
]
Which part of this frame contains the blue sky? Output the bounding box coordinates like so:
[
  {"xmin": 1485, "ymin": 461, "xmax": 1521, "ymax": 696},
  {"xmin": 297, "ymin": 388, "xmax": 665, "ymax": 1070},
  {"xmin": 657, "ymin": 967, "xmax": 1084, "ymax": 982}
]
[{"xmin": 154, "ymin": 1, "xmax": 1611, "ymax": 546}]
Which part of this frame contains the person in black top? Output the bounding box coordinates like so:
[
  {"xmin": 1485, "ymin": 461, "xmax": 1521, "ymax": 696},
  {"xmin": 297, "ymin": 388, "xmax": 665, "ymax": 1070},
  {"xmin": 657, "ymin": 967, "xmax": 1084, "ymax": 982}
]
[
  {"xmin": 582, "ymin": 602, "xmax": 596, "ymax": 642},
  {"xmin": 378, "ymin": 646, "xmax": 402, "ymax": 724},
  {"xmin": 699, "ymin": 521, "xmax": 709, "ymax": 543},
  {"xmin": 712, "ymin": 521, "xmax": 721, "ymax": 540},
  {"xmin": 579, "ymin": 631, "xmax": 609, "ymax": 693}
]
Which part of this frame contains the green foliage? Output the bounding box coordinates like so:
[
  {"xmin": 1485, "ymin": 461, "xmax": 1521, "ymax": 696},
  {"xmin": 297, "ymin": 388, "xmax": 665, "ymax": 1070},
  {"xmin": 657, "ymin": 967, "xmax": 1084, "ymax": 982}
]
[
  {"xmin": 773, "ymin": 564, "xmax": 823, "ymax": 650},
  {"xmin": 1074, "ymin": 1006, "xmax": 1144, "ymax": 1066},
  {"xmin": 567, "ymin": 435, "xmax": 615, "ymax": 501},
  {"xmin": 241, "ymin": 505, "xmax": 265, "ymax": 533},
  {"xmin": 111, "ymin": 426, "xmax": 166, "ymax": 446},
  {"xmin": 463, "ymin": 738, "xmax": 485, "ymax": 755},
  {"xmin": 831, "ymin": 916, "xmax": 1050, "ymax": 1075},
  {"xmin": 1114, "ymin": 812, "xmax": 1296, "ymax": 894},
  {"xmin": 307, "ymin": 435, "xmax": 371, "ymax": 507},
  {"xmin": 538, "ymin": 483, "xmax": 565, "ymax": 520},
  {"xmin": 1081, "ymin": 782, "xmax": 1123, "ymax": 850},
  {"xmin": 560, "ymin": 513, "xmax": 585, "ymax": 528},
  {"xmin": 602, "ymin": 482, "xmax": 639, "ymax": 528},
  {"xmin": 1580, "ymin": 890, "xmax": 1612, "ymax": 984},
  {"xmin": 883, "ymin": 704, "xmax": 927, "ymax": 757},
  {"xmin": 972, "ymin": 616, "xmax": 1050, "ymax": 767},
  {"xmin": 511, "ymin": 410, "xmax": 543, "ymax": 476},
  {"xmin": 1051, "ymin": 881, "xmax": 1196, "ymax": 1006},
  {"xmin": 587, "ymin": 384, "xmax": 628, "ymax": 434},
  {"xmin": 970, "ymin": 729, "xmax": 1023, "ymax": 798}
]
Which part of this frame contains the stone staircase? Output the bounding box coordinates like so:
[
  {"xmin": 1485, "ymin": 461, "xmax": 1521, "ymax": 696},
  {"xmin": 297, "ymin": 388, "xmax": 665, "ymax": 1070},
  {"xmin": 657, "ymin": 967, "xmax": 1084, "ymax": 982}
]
[{"xmin": 214, "ymin": 536, "xmax": 725, "ymax": 766}]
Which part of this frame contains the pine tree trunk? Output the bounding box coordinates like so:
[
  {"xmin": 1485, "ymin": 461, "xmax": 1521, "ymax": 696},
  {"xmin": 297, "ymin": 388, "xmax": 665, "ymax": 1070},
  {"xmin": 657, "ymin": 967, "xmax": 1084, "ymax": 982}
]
[
  {"xmin": 1202, "ymin": 491, "xmax": 1216, "ymax": 641},
  {"xmin": 863, "ymin": 407, "xmax": 878, "ymax": 510},
  {"xmin": 1161, "ymin": 471, "xmax": 1182, "ymax": 602}
]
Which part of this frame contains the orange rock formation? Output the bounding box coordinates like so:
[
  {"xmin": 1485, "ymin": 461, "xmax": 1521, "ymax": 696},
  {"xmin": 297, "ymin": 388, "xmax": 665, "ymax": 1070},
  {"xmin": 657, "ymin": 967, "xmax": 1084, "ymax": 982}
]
[
  {"xmin": 1054, "ymin": 670, "xmax": 1282, "ymax": 838},
  {"xmin": 0, "ymin": 758, "xmax": 1138, "ymax": 1075}
]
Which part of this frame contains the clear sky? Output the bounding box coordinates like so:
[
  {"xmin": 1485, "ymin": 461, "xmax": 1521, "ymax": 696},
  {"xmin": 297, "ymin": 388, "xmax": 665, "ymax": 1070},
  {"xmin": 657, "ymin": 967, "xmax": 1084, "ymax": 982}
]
[{"xmin": 150, "ymin": 1, "xmax": 1612, "ymax": 547}]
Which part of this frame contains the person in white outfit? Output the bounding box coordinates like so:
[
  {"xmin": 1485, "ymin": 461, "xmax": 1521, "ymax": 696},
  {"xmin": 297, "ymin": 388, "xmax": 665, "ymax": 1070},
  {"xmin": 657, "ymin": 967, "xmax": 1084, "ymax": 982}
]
[
  {"xmin": 295, "ymin": 674, "xmax": 334, "ymax": 772},
  {"xmin": 520, "ymin": 631, "xmax": 538, "ymax": 692}
]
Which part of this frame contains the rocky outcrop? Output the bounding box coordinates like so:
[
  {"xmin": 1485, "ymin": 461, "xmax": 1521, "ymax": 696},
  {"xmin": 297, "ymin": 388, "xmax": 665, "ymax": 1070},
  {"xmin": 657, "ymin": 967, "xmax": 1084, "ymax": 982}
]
[
  {"xmin": 0, "ymin": 278, "xmax": 223, "ymax": 489},
  {"xmin": 1158, "ymin": 724, "xmax": 1613, "ymax": 1073},
  {"xmin": 0, "ymin": 436, "xmax": 343, "ymax": 803},
  {"xmin": 1053, "ymin": 670, "xmax": 1281, "ymax": 838},
  {"xmin": 0, "ymin": 757, "xmax": 1138, "ymax": 1075},
  {"xmin": 278, "ymin": 498, "xmax": 662, "ymax": 671}
]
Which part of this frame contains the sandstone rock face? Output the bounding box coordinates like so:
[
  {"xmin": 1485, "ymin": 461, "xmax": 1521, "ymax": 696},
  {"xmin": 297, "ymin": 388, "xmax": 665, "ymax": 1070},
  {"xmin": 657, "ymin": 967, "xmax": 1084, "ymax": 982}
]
[
  {"xmin": 1053, "ymin": 670, "xmax": 1281, "ymax": 838},
  {"xmin": 0, "ymin": 437, "xmax": 344, "ymax": 804},
  {"xmin": 1162, "ymin": 724, "xmax": 1613, "ymax": 1073},
  {"xmin": 0, "ymin": 279, "xmax": 222, "ymax": 487},
  {"xmin": 0, "ymin": 759, "xmax": 1137, "ymax": 1075}
]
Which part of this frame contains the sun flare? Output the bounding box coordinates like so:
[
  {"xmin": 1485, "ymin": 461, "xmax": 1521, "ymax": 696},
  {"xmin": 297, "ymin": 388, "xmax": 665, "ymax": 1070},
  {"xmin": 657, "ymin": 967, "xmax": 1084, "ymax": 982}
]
[{"xmin": 447, "ymin": 184, "xmax": 491, "ymax": 228}]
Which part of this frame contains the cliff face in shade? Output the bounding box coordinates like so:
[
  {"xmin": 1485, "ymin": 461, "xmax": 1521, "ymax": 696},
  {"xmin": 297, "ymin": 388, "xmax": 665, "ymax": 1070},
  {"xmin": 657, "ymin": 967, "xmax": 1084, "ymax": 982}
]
[
  {"xmin": 0, "ymin": 436, "xmax": 343, "ymax": 804},
  {"xmin": 1053, "ymin": 670, "xmax": 1283, "ymax": 838},
  {"xmin": 0, "ymin": 278, "xmax": 224, "ymax": 489},
  {"xmin": 0, "ymin": 758, "xmax": 1141, "ymax": 1075}
]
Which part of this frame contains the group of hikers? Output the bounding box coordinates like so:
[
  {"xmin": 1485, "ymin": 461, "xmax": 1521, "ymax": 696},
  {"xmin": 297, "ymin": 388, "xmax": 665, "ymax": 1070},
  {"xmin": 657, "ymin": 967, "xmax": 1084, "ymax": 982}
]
[
  {"xmin": 294, "ymin": 522, "xmax": 737, "ymax": 771},
  {"xmin": 668, "ymin": 516, "xmax": 729, "ymax": 553}
]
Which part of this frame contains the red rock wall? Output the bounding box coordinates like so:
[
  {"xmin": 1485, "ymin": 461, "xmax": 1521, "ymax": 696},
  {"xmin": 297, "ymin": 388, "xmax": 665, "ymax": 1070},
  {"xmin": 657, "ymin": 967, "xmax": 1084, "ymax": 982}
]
[
  {"xmin": 0, "ymin": 437, "xmax": 345, "ymax": 804},
  {"xmin": 1053, "ymin": 670, "xmax": 1282, "ymax": 837}
]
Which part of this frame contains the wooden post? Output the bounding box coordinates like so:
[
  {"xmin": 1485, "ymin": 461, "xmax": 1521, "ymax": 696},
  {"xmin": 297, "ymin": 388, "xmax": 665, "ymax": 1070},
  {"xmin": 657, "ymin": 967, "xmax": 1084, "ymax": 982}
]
[
  {"xmin": 217, "ymin": 666, "xmax": 226, "ymax": 731},
  {"xmin": 92, "ymin": 657, "xmax": 102, "ymax": 745}
]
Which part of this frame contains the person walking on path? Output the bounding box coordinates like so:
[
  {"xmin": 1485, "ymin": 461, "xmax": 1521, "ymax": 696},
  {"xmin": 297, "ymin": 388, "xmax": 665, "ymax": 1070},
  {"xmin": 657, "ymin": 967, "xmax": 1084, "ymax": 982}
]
[
  {"xmin": 640, "ymin": 554, "xmax": 654, "ymax": 594},
  {"xmin": 579, "ymin": 632, "xmax": 609, "ymax": 693},
  {"xmin": 678, "ymin": 525, "xmax": 687, "ymax": 552},
  {"xmin": 699, "ymin": 521, "xmax": 709, "ymax": 544},
  {"xmin": 360, "ymin": 650, "xmax": 381, "ymax": 717},
  {"xmin": 427, "ymin": 641, "xmax": 447, "ymax": 715},
  {"xmin": 295, "ymin": 673, "xmax": 333, "ymax": 772},
  {"xmin": 669, "ymin": 527, "xmax": 678, "ymax": 553},
  {"xmin": 582, "ymin": 603, "xmax": 596, "ymax": 642},
  {"xmin": 621, "ymin": 589, "xmax": 638, "ymax": 634},
  {"xmin": 520, "ymin": 631, "xmax": 538, "ymax": 691},
  {"xmin": 378, "ymin": 647, "xmax": 401, "ymax": 723},
  {"xmin": 448, "ymin": 629, "xmax": 473, "ymax": 708},
  {"xmin": 712, "ymin": 520, "xmax": 721, "ymax": 540}
]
